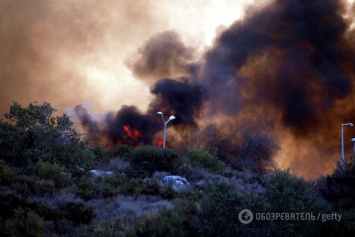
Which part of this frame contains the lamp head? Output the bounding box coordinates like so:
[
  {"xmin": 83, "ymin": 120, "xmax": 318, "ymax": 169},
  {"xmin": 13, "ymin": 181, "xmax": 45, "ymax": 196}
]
[
  {"xmin": 352, "ymin": 138, "xmax": 355, "ymax": 142},
  {"xmin": 156, "ymin": 112, "xmax": 163, "ymax": 116},
  {"xmin": 344, "ymin": 123, "xmax": 354, "ymax": 127},
  {"xmin": 168, "ymin": 115, "xmax": 176, "ymax": 121}
]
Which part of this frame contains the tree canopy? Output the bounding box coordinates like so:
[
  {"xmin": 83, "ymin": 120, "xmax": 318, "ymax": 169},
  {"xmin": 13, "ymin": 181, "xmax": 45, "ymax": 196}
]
[{"xmin": 0, "ymin": 101, "xmax": 92, "ymax": 167}]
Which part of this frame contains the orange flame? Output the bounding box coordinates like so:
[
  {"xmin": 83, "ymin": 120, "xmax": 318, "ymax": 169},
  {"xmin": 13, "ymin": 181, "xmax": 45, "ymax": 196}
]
[
  {"xmin": 156, "ymin": 138, "xmax": 163, "ymax": 147},
  {"xmin": 123, "ymin": 125, "xmax": 142, "ymax": 140}
]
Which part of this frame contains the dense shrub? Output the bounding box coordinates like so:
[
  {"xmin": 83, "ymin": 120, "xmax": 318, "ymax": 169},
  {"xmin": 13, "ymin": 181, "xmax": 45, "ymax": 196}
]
[
  {"xmin": 0, "ymin": 101, "xmax": 94, "ymax": 168},
  {"xmin": 0, "ymin": 162, "xmax": 15, "ymax": 186},
  {"xmin": 110, "ymin": 143, "xmax": 134, "ymax": 159},
  {"xmin": 317, "ymin": 159, "xmax": 355, "ymax": 209},
  {"xmin": 199, "ymin": 183, "xmax": 267, "ymax": 237},
  {"xmin": 316, "ymin": 159, "xmax": 355, "ymax": 236},
  {"xmin": 131, "ymin": 145, "xmax": 183, "ymax": 174},
  {"xmin": 198, "ymin": 170, "xmax": 338, "ymax": 237},
  {"xmin": 62, "ymin": 201, "xmax": 95, "ymax": 225},
  {"xmin": 135, "ymin": 208, "xmax": 187, "ymax": 237},
  {"xmin": 265, "ymin": 170, "xmax": 328, "ymax": 212},
  {"xmin": 2, "ymin": 207, "xmax": 44, "ymax": 237},
  {"xmin": 186, "ymin": 149, "xmax": 224, "ymax": 173},
  {"xmin": 79, "ymin": 216, "xmax": 135, "ymax": 237},
  {"xmin": 75, "ymin": 176, "xmax": 100, "ymax": 200},
  {"xmin": 11, "ymin": 174, "xmax": 56, "ymax": 196},
  {"xmin": 263, "ymin": 170, "xmax": 330, "ymax": 236},
  {"xmin": 32, "ymin": 160, "xmax": 71, "ymax": 189}
]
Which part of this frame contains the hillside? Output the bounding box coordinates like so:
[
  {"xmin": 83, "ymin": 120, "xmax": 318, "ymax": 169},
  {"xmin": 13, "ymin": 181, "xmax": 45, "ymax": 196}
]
[{"xmin": 1, "ymin": 102, "xmax": 355, "ymax": 237}]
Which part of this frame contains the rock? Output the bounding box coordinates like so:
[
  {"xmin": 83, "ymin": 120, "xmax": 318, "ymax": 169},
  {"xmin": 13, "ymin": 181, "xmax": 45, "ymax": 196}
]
[
  {"xmin": 89, "ymin": 170, "xmax": 113, "ymax": 176},
  {"xmin": 160, "ymin": 176, "xmax": 191, "ymax": 192}
]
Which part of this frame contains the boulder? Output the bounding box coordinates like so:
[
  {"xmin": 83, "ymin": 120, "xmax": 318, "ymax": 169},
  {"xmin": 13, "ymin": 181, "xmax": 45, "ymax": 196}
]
[
  {"xmin": 89, "ymin": 170, "xmax": 113, "ymax": 176},
  {"xmin": 160, "ymin": 175, "xmax": 191, "ymax": 192}
]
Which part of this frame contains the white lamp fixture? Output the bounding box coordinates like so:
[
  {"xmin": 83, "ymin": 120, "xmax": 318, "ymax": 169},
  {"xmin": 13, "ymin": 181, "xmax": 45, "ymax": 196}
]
[{"xmin": 156, "ymin": 112, "xmax": 176, "ymax": 149}]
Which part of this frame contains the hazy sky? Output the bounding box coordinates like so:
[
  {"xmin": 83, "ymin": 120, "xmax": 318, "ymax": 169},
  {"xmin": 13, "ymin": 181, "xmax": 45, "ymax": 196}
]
[{"xmin": 0, "ymin": 0, "xmax": 259, "ymax": 115}]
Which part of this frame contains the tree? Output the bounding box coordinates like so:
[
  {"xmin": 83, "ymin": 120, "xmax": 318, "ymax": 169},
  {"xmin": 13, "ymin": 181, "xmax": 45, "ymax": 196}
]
[{"xmin": 0, "ymin": 101, "xmax": 93, "ymax": 167}]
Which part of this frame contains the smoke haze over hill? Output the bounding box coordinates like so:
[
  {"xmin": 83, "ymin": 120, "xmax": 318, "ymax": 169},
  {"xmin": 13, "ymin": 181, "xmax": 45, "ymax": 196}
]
[{"xmin": 1, "ymin": 0, "xmax": 355, "ymax": 178}]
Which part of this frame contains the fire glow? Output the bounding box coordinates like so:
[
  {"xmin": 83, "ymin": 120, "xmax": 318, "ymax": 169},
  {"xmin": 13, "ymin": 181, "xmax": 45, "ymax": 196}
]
[
  {"xmin": 123, "ymin": 125, "xmax": 143, "ymax": 141},
  {"xmin": 156, "ymin": 139, "xmax": 164, "ymax": 148}
]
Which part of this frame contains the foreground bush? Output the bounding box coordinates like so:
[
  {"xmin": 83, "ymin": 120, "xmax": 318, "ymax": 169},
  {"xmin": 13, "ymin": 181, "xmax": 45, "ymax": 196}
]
[
  {"xmin": 131, "ymin": 145, "xmax": 183, "ymax": 174},
  {"xmin": 264, "ymin": 170, "xmax": 330, "ymax": 236},
  {"xmin": 316, "ymin": 159, "xmax": 355, "ymax": 236},
  {"xmin": 0, "ymin": 101, "xmax": 94, "ymax": 168},
  {"xmin": 2, "ymin": 207, "xmax": 44, "ymax": 237},
  {"xmin": 135, "ymin": 208, "xmax": 186, "ymax": 237},
  {"xmin": 186, "ymin": 149, "xmax": 224, "ymax": 173},
  {"xmin": 199, "ymin": 183, "xmax": 267, "ymax": 237}
]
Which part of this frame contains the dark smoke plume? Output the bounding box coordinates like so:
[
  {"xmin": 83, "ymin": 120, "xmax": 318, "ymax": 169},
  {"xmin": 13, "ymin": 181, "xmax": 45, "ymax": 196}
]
[
  {"xmin": 128, "ymin": 31, "xmax": 196, "ymax": 81},
  {"xmin": 75, "ymin": 0, "xmax": 355, "ymax": 178},
  {"xmin": 200, "ymin": 0, "xmax": 355, "ymax": 178},
  {"xmin": 204, "ymin": 0, "xmax": 354, "ymax": 132},
  {"xmin": 148, "ymin": 78, "xmax": 206, "ymax": 126}
]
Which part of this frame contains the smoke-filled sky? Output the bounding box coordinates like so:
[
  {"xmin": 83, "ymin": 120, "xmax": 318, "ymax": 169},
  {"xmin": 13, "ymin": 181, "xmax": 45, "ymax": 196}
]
[
  {"xmin": 1, "ymin": 0, "xmax": 355, "ymax": 179},
  {"xmin": 0, "ymin": 0, "xmax": 254, "ymax": 114}
]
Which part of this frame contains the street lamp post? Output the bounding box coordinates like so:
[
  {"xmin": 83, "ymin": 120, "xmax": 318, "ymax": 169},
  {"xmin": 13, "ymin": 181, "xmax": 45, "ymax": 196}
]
[
  {"xmin": 351, "ymin": 138, "xmax": 355, "ymax": 161},
  {"xmin": 341, "ymin": 123, "xmax": 353, "ymax": 169},
  {"xmin": 156, "ymin": 112, "xmax": 175, "ymax": 149}
]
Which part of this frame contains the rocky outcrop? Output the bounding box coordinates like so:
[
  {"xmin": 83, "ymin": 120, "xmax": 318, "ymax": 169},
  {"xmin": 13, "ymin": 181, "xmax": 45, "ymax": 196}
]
[
  {"xmin": 160, "ymin": 175, "xmax": 191, "ymax": 192},
  {"xmin": 89, "ymin": 170, "xmax": 113, "ymax": 176}
]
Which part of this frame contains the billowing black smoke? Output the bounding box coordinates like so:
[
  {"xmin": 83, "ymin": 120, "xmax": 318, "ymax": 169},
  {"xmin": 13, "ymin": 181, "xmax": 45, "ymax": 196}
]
[
  {"xmin": 76, "ymin": 0, "xmax": 355, "ymax": 178},
  {"xmin": 148, "ymin": 78, "xmax": 206, "ymax": 126},
  {"xmin": 203, "ymin": 0, "xmax": 355, "ymax": 135}
]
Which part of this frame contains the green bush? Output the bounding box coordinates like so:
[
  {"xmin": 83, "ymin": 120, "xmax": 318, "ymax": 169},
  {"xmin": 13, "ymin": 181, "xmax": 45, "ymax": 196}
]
[
  {"xmin": 199, "ymin": 183, "xmax": 267, "ymax": 237},
  {"xmin": 2, "ymin": 207, "xmax": 44, "ymax": 237},
  {"xmin": 317, "ymin": 159, "xmax": 355, "ymax": 209},
  {"xmin": 264, "ymin": 170, "xmax": 330, "ymax": 236},
  {"xmin": 33, "ymin": 160, "xmax": 70, "ymax": 189},
  {"xmin": 75, "ymin": 176, "xmax": 100, "ymax": 200},
  {"xmin": 186, "ymin": 149, "xmax": 224, "ymax": 173},
  {"xmin": 0, "ymin": 101, "xmax": 93, "ymax": 168},
  {"xmin": 79, "ymin": 215, "xmax": 135, "ymax": 237},
  {"xmin": 135, "ymin": 208, "xmax": 187, "ymax": 237},
  {"xmin": 0, "ymin": 162, "xmax": 15, "ymax": 185},
  {"xmin": 316, "ymin": 159, "xmax": 355, "ymax": 236},
  {"xmin": 110, "ymin": 143, "xmax": 134, "ymax": 159},
  {"xmin": 131, "ymin": 145, "xmax": 183, "ymax": 174},
  {"xmin": 266, "ymin": 170, "xmax": 328, "ymax": 212},
  {"xmin": 100, "ymin": 173, "xmax": 144, "ymax": 197},
  {"xmin": 69, "ymin": 144, "xmax": 95, "ymax": 169},
  {"xmin": 62, "ymin": 202, "xmax": 95, "ymax": 225},
  {"xmin": 12, "ymin": 174, "xmax": 56, "ymax": 196}
]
